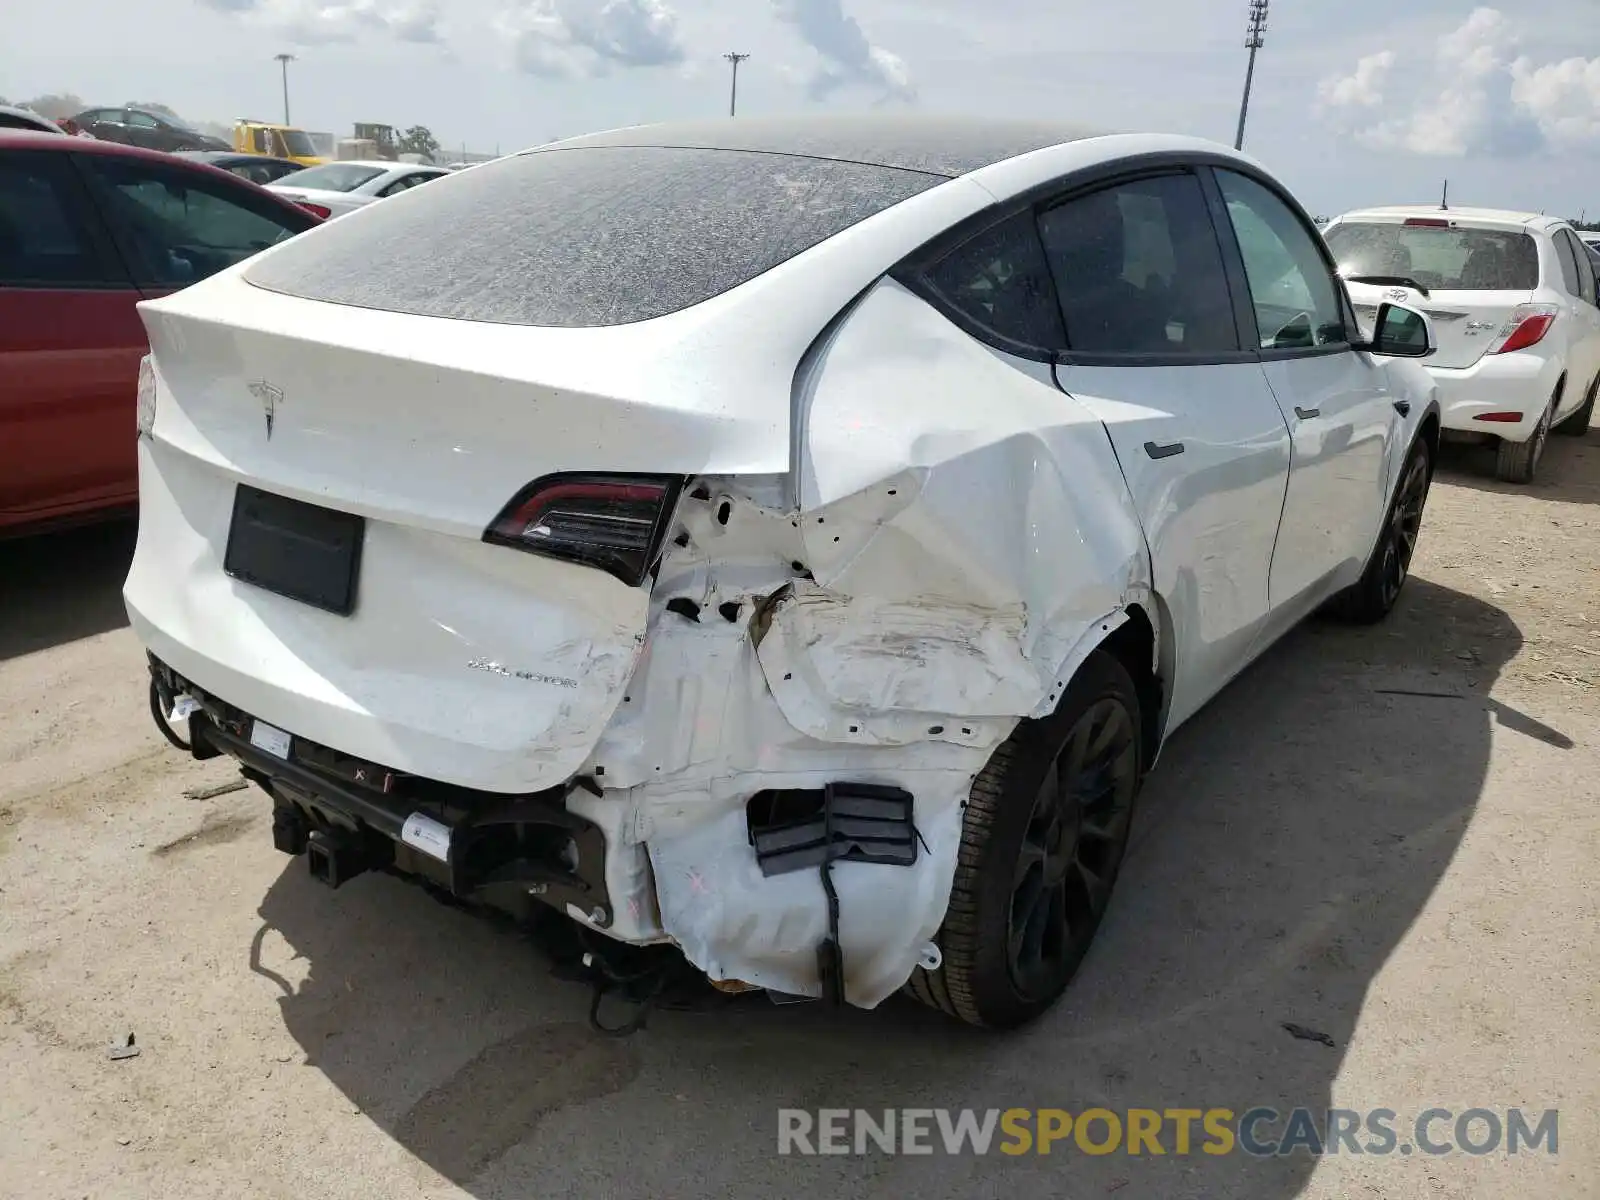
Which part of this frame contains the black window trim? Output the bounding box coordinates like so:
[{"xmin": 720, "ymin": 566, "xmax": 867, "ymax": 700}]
[
  {"xmin": 892, "ymin": 149, "xmax": 1348, "ymax": 370},
  {"xmin": 0, "ymin": 149, "xmax": 136, "ymax": 292}
]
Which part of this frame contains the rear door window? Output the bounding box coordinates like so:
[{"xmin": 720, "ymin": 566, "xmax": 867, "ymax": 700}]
[
  {"xmin": 378, "ymin": 172, "xmax": 432, "ymax": 197},
  {"xmin": 77, "ymin": 155, "xmax": 313, "ymax": 287},
  {"xmin": 1323, "ymin": 221, "xmax": 1540, "ymax": 292},
  {"xmin": 1037, "ymin": 172, "xmax": 1239, "ymax": 356},
  {"xmin": 0, "ymin": 154, "xmax": 125, "ymax": 288}
]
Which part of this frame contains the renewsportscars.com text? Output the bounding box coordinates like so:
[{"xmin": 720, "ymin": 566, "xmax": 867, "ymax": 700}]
[{"xmin": 777, "ymin": 1107, "xmax": 1559, "ymax": 1157}]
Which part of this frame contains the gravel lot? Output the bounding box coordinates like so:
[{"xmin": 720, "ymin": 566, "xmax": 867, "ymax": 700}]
[{"xmin": 2, "ymin": 433, "xmax": 1597, "ymax": 1200}]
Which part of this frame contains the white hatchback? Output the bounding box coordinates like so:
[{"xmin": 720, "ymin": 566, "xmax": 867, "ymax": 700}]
[
  {"xmin": 1326, "ymin": 206, "xmax": 1600, "ymax": 482},
  {"xmin": 126, "ymin": 116, "xmax": 1440, "ymax": 1029}
]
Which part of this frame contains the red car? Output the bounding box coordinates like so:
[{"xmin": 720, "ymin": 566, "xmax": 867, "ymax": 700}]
[{"xmin": 0, "ymin": 130, "xmax": 320, "ymax": 537}]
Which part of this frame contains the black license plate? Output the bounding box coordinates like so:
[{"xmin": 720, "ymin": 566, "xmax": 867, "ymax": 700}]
[{"xmin": 223, "ymin": 485, "xmax": 364, "ymax": 615}]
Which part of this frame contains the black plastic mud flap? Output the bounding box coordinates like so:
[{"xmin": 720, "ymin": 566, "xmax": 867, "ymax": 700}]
[{"xmin": 747, "ymin": 783, "xmax": 917, "ymax": 1007}]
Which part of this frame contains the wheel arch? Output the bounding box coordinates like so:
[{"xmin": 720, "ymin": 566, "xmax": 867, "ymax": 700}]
[{"xmin": 1088, "ymin": 599, "xmax": 1169, "ymax": 773}]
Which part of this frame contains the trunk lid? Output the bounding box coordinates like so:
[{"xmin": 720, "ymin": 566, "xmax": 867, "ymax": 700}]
[
  {"xmin": 1328, "ymin": 216, "xmax": 1541, "ymax": 370},
  {"xmin": 125, "ymin": 274, "xmax": 793, "ymax": 793},
  {"xmin": 1345, "ymin": 280, "xmax": 1532, "ymax": 370}
]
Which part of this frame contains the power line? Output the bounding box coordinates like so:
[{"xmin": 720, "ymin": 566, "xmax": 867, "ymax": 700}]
[
  {"xmin": 724, "ymin": 52, "xmax": 750, "ymax": 117},
  {"xmin": 1233, "ymin": 0, "xmax": 1268, "ymax": 151}
]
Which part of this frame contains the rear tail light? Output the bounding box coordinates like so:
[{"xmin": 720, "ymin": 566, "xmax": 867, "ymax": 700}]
[
  {"xmin": 136, "ymin": 355, "xmax": 157, "ymax": 439},
  {"xmin": 1493, "ymin": 303, "xmax": 1559, "ymax": 354},
  {"xmin": 1473, "ymin": 411, "xmax": 1525, "ymax": 423},
  {"xmin": 297, "ymin": 202, "xmax": 331, "ymax": 219},
  {"xmin": 484, "ymin": 473, "xmax": 684, "ymax": 587}
]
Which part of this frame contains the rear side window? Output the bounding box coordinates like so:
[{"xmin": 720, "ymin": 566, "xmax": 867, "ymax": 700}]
[
  {"xmin": 244, "ymin": 146, "xmax": 941, "ymax": 327},
  {"xmin": 1038, "ymin": 172, "xmax": 1239, "ymax": 356},
  {"xmin": 79, "ymin": 156, "xmax": 311, "ymax": 287},
  {"xmin": 0, "ymin": 155, "xmax": 120, "ymax": 287},
  {"xmin": 1566, "ymin": 231, "xmax": 1598, "ymax": 305},
  {"xmin": 1553, "ymin": 230, "xmax": 1583, "ymax": 298},
  {"xmin": 1324, "ymin": 222, "xmax": 1539, "ymax": 291},
  {"xmin": 921, "ymin": 211, "xmax": 1065, "ymax": 350}
]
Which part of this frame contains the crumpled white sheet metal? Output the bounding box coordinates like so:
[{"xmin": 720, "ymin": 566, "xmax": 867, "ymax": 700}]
[{"xmin": 574, "ymin": 276, "xmax": 1156, "ymax": 1006}]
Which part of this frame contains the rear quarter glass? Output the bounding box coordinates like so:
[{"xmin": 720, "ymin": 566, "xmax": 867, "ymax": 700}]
[{"xmin": 242, "ymin": 146, "xmax": 942, "ymax": 328}]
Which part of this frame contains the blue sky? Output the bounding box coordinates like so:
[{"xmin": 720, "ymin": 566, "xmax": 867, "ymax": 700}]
[{"xmin": 4, "ymin": 0, "xmax": 1598, "ymax": 217}]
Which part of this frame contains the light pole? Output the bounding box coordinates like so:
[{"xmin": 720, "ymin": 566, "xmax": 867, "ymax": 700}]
[
  {"xmin": 274, "ymin": 52, "xmax": 295, "ymax": 125},
  {"xmin": 723, "ymin": 52, "xmax": 750, "ymax": 117},
  {"xmin": 1233, "ymin": 0, "xmax": 1268, "ymax": 151}
]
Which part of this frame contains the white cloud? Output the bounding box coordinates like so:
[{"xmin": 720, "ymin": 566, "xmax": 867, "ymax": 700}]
[
  {"xmin": 497, "ymin": 0, "xmax": 686, "ymax": 79},
  {"xmin": 771, "ymin": 0, "xmax": 914, "ymax": 104},
  {"xmin": 1315, "ymin": 50, "xmax": 1393, "ymax": 113},
  {"xmin": 200, "ymin": 0, "xmax": 443, "ymax": 45},
  {"xmin": 1512, "ymin": 56, "xmax": 1600, "ymax": 150},
  {"xmin": 1316, "ymin": 6, "xmax": 1599, "ymax": 157}
]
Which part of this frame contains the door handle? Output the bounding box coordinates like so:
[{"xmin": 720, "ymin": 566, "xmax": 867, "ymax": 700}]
[
  {"xmin": 1144, "ymin": 440, "xmax": 1186, "ymax": 460},
  {"xmin": 1294, "ymin": 406, "xmax": 1320, "ymax": 419},
  {"xmin": 1393, "ymin": 400, "xmax": 1411, "ymax": 416}
]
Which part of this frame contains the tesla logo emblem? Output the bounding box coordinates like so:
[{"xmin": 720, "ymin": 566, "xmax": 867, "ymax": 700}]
[
  {"xmin": 1385, "ymin": 288, "xmax": 1408, "ymax": 302},
  {"xmin": 247, "ymin": 380, "xmax": 283, "ymax": 439}
]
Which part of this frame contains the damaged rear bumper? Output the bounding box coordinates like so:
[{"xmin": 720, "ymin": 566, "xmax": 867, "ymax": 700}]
[
  {"xmin": 149, "ymin": 654, "xmax": 965, "ymax": 1008},
  {"xmin": 151, "ymin": 656, "xmax": 615, "ymax": 922}
]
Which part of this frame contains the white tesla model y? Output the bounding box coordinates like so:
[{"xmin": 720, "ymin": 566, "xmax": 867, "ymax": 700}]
[{"xmin": 126, "ymin": 115, "xmax": 1440, "ymax": 1028}]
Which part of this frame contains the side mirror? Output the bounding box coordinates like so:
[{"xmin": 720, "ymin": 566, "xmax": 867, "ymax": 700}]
[{"xmin": 1366, "ymin": 301, "xmax": 1433, "ymax": 358}]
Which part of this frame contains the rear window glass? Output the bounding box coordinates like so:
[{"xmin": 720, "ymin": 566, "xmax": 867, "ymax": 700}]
[
  {"xmin": 244, "ymin": 146, "xmax": 941, "ymax": 327},
  {"xmin": 1324, "ymin": 222, "xmax": 1539, "ymax": 291},
  {"xmin": 277, "ymin": 163, "xmax": 385, "ymax": 192}
]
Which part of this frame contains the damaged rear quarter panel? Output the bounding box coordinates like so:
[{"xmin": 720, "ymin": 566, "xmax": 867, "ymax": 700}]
[
  {"xmin": 586, "ymin": 278, "xmax": 1157, "ymax": 1007},
  {"xmin": 765, "ymin": 276, "xmax": 1152, "ymax": 740}
]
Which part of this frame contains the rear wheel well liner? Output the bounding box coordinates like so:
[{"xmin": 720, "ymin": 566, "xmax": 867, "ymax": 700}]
[{"xmin": 1097, "ymin": 602, "xmax": 1163, "ymax": 771}]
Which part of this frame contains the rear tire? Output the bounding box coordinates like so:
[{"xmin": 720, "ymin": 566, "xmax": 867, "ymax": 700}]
[
  {"xmin": 1554, "ymin": 375, "xmax": 1596, "ymax": 437},
  {"xmin": 905, "ymin": 649, "xmax": 1143, "ymax": 1029},
  {"xmin": 1328, "ymin": 435, "xmax": 1432, "ymax": 624},
  {"xmin": 1495, "ymin": 388, "xmax": 1556, "ymax": 482}
]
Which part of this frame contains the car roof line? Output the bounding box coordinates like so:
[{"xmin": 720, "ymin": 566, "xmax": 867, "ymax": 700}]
[{"xmin": 520, "ymin": 140, "xmax": 957, "ymax": 180}]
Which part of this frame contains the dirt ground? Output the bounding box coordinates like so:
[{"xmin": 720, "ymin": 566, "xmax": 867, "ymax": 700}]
[{"xmin": 1, "ymin": 432, "xmax": 1597, "ymax": 1200}]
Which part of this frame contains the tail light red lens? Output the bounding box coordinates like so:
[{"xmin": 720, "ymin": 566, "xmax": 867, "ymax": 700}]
[
  {"xmin": 297, "ymin": 202, "xmax": 331, "ymax": 220},
  {"xmin": 484, "ymin": 473, "xmax": 684, "ymax": 586},
  {"xmin": 1494, "ymin": 304, "xmax": 1558, "ymax": 355},
  {"xmin": 1403, "ymin": 217, "xmax": 1451, "ymax": 228}
]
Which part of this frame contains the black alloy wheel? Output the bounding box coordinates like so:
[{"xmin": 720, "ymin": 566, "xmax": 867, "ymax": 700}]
[
  {"xmin": 907, "ymin": 649, "xmax": 1144, "ymax": 1028},
  {"xmin": 1327, "ymin": 436, "xmax": 1433, "ymax": 624},
  {"xmin": 1007, "ymin": 695, "xmax": 1139, "ymax": 1003},
  {"xmin": 1377, "ymin": 449, "xmax": 1429, "ymax": 612}
]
